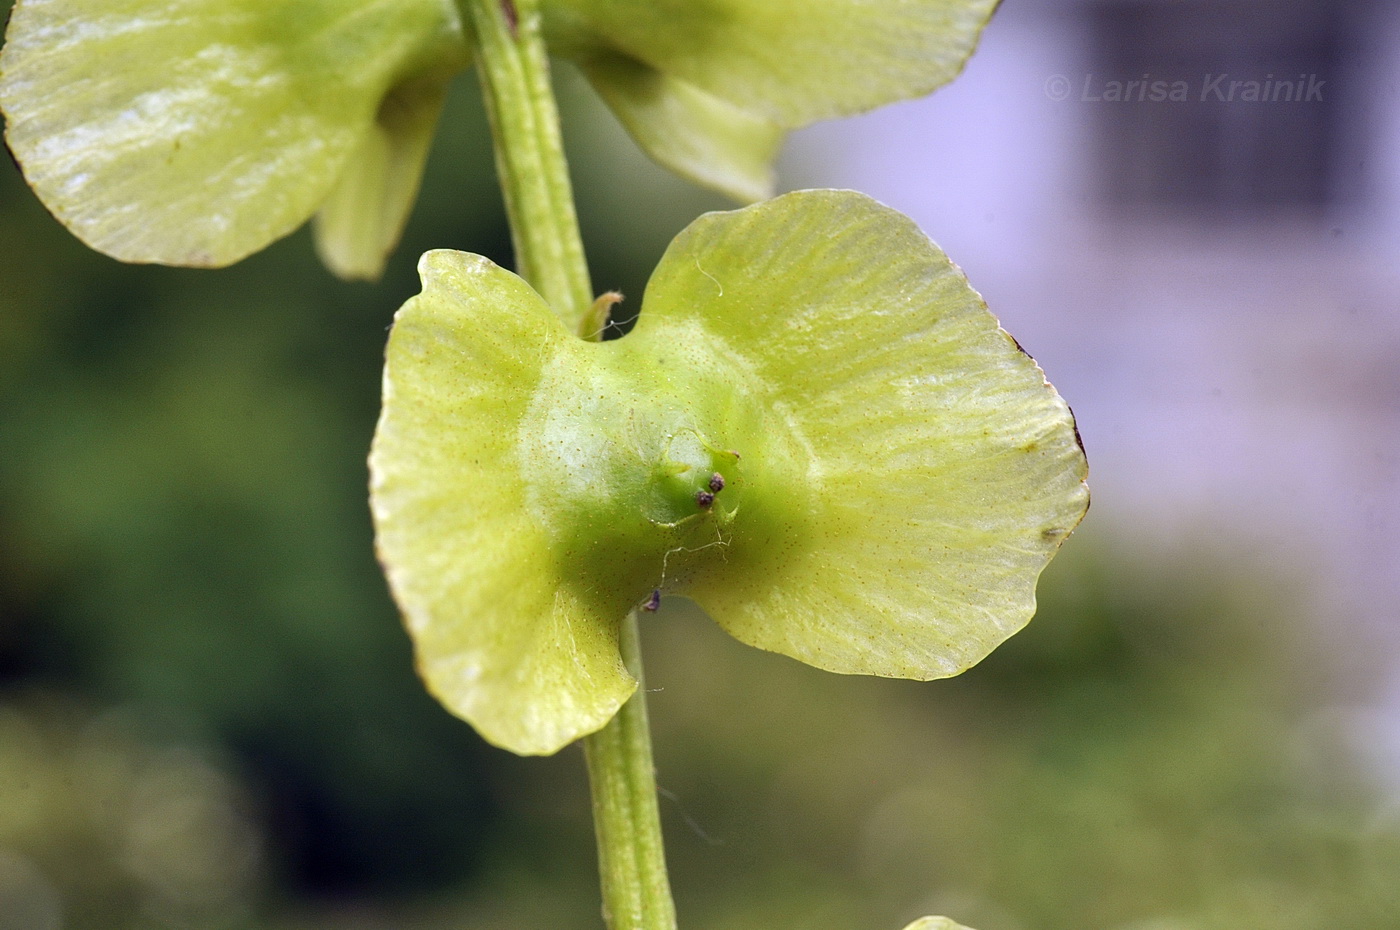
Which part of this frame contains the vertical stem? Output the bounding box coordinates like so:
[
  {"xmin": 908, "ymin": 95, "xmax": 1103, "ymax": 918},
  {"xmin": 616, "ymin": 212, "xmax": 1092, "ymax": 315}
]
[
  {"xmin": 583, "ymin": 612, "xmax": 679, "ymax": 930},
  {"xmin": 462, "ymin": 3, "xmax": 677, "ymax": 927},
  {"xmin": 462, "ymin": 0, "xmax": 593, "ymax": 330}
]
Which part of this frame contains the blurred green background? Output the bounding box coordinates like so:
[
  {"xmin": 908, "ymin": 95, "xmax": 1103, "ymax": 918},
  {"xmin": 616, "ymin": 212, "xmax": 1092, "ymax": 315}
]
[{"xmin": 3, "ymin": 9, "xmax": 1399, "ymax": 930}]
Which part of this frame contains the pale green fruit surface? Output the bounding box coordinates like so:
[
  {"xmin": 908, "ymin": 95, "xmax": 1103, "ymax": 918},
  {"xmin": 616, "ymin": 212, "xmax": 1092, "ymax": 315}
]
[
  {"xmin": 646, "ymin": 191, "xmax": 1088, "ymax": 678},
  {"xmin": 0, "ymin": 0, "xmax": 995, "ymax": 270},
  {"xmin": 313, "ymin": 75, "xmax": 452, "ymax": 280},
  {"xmin": 0, "ymin": 0, "xmax": 467, "ymax": 277},
  {"xmin": 546, "ymin": 0, "xmax": 999, "ymax": 200},
  {"xmin": 575, "ymin": 51, "xmax": 784, "ymax": 203},
  {"xmin": 902, "ymin": 919, "xmax": 977, "ymax": 930},
  {"xmin": 370, "ymin": 190, "xmax": 1088, "ymax": 755}
]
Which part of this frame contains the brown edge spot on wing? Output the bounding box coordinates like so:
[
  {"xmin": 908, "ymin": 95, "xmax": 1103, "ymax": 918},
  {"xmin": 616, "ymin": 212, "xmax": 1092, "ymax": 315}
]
[
  {"xmin": 1067, "ymin": 402, "xmax": 1087, "ymax": 461},
  {"xmin": 1002, "ymin": 327, "xmax": 1033, "ymax": 361},
  {"xmin": 1063, "ymin": 400, "xmax": 1091, "ymax": 523}
]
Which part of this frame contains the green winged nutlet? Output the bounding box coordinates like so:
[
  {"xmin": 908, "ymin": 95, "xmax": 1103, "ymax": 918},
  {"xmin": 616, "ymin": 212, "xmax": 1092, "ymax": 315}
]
[
  {"xmin": 0, "ymin": 0, "xmax": 470, "ymax": 280},
  {"xmin": 370, "ymin": 189, "xmax": 1089, "ymax": 755},
  {"xmin": 543, "ymin": 0, "xmax": 1000, "ymax": 201},
  {"xmin": 0, "ymin": 0, "xmax": 996, "ymax": 277}
]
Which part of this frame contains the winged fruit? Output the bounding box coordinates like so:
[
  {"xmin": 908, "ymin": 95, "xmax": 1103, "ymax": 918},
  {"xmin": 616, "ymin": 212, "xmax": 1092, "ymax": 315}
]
[
  {"xmin": 0, "ymin": 0, "xmax": 997, "ymax": 276},
  {"xmin": 370, "ymin": 190, "xmax": 1089, "ymax": 755}
]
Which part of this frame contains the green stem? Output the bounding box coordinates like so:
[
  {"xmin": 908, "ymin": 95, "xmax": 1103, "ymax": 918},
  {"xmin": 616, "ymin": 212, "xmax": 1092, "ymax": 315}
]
[
  {"xmin": 462, "ymin": 0, "xmax": 593, "ymax": 331},
  {"xmin": 462, "ymin": 3, "xmax": 678, "ymax": 927},
  {"xmin": 583, "ymin": 612, "xmax": 679, "ymax": 930}
]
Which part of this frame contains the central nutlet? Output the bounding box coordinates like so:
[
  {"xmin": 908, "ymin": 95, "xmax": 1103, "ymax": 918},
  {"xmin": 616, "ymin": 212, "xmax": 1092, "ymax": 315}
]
[{"xmin": 646, "ymin": 430, "xmax": 741, "ymax": 526}]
